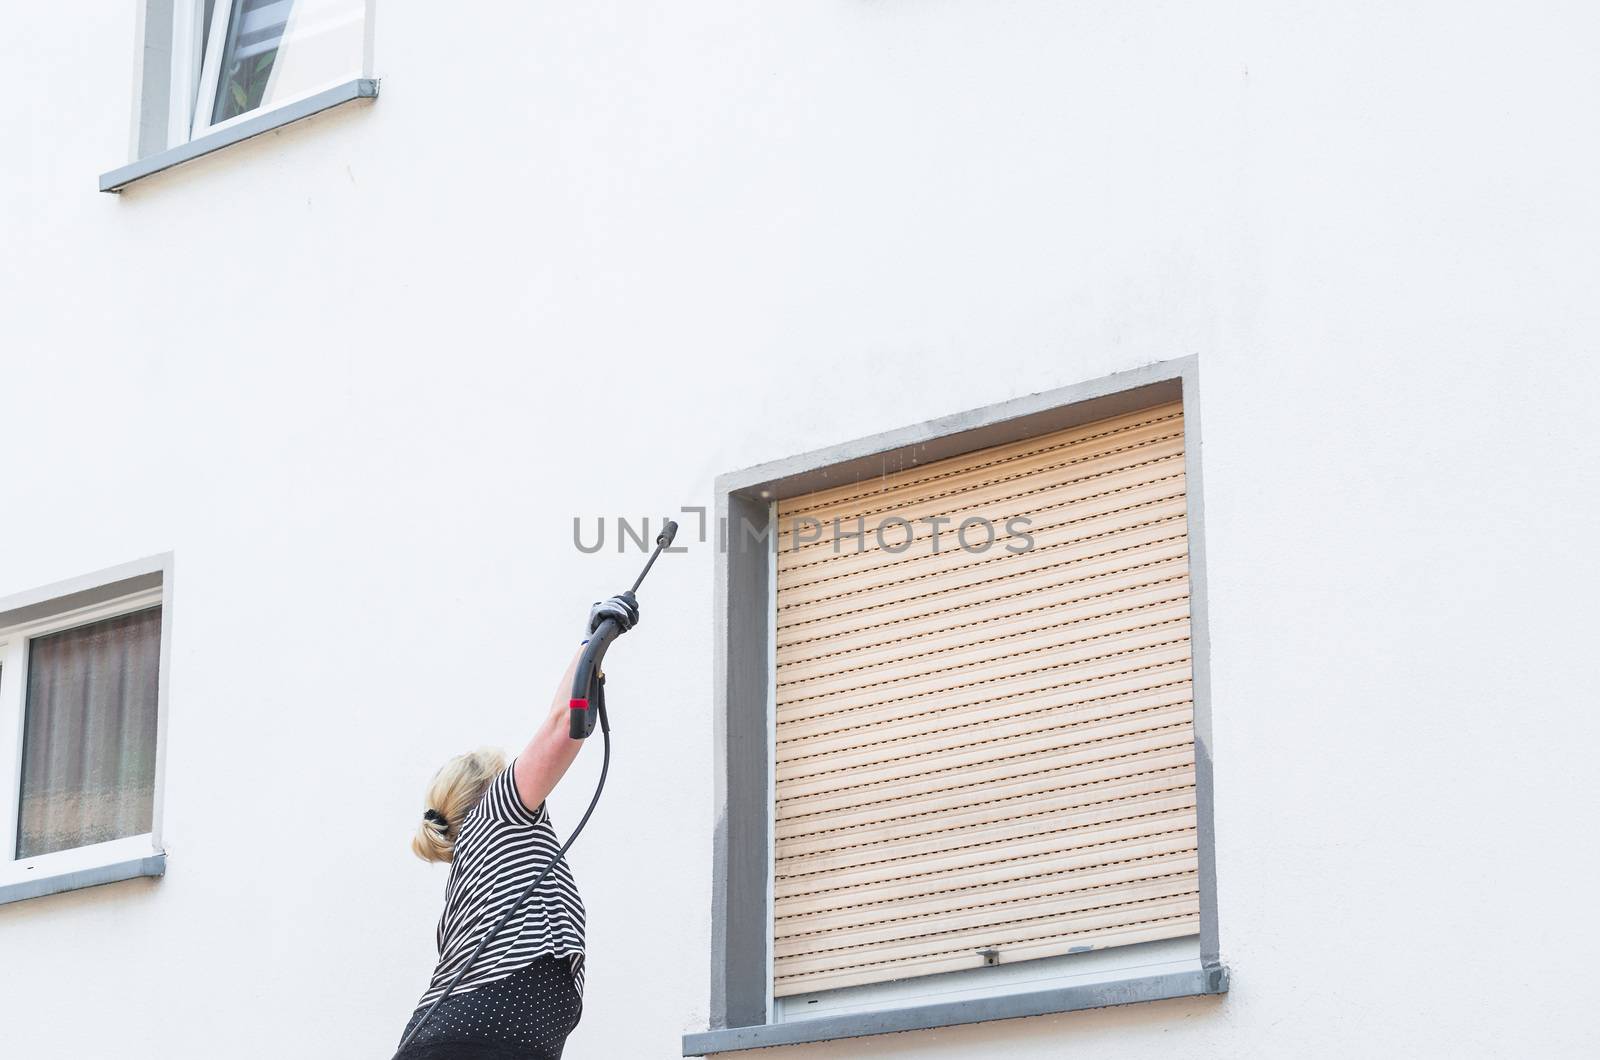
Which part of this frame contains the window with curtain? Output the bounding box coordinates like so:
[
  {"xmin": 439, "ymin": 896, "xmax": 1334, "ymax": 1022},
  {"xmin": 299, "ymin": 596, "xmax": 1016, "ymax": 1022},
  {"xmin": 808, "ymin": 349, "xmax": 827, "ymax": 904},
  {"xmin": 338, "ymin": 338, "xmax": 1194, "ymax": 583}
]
[{"xmin": 15, "ymin": 608, "xmax": 162, "ymax": 860}]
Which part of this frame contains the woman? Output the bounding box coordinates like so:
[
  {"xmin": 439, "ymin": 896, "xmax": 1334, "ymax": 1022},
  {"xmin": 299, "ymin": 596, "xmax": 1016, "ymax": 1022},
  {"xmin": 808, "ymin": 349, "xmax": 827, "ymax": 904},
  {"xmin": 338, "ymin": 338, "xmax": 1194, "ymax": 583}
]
[{"xmin": 395, "ymin": 592, "xmax": 640, "ymax": 1060}]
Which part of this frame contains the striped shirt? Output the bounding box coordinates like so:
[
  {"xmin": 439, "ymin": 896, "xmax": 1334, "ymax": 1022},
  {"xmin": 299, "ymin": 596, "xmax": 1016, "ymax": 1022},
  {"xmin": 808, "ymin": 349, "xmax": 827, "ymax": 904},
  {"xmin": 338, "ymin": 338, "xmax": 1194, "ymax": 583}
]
[{"xmin": 416, "ymin": 765, "xmax": 586, "ymax": 1010}]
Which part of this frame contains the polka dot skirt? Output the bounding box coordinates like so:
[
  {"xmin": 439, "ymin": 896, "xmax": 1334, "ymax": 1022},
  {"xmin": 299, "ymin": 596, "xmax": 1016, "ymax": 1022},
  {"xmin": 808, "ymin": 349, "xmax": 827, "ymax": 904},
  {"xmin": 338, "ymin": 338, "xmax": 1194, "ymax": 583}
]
[{"xmin": 397, "ymin": 955, "xmax": 582, "ymax": 1060}]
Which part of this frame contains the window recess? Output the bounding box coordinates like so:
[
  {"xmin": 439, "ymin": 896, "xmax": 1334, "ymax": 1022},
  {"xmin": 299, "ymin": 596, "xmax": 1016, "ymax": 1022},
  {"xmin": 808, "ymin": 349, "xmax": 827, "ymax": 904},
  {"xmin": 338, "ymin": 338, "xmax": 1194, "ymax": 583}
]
[
  {"xmin": 689, "ymin": 358, "xmax": 1225, "ymax": 1056},
  {"xmin": 101, "ymin": 0, "xmax": 376, "ymax": 192}
]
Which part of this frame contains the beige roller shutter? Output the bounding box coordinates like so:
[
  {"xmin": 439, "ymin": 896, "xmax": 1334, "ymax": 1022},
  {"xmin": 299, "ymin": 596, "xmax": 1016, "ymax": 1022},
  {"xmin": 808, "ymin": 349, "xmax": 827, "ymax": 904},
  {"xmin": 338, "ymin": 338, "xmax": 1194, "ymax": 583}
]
[{"xmin": 772, "ymin": 400, "xmax": 1200, "ymax": 998}]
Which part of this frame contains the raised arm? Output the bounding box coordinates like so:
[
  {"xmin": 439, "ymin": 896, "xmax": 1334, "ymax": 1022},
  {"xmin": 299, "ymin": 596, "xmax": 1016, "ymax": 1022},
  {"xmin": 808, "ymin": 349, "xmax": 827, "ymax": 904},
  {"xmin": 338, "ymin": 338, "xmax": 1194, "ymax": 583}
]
[
  {"xmin": 511, "ymin": 647, "xmax": 587, "ymax": 812},
  {"xmin": 511, "ymin": 593, "xmax": 641, "ymax": 812}
]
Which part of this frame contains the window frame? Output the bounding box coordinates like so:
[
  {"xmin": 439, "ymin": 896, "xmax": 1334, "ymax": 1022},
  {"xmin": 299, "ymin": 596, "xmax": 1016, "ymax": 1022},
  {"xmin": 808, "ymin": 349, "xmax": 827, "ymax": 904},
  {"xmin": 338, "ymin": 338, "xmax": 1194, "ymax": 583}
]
[
  {"xmin": 189, "ymin": 0, "xmax": 371, "ymax": 140},
  {"xmin": 686, "ymin": 357, "xmax": 1226, "ymax": 1055},
  {"xmin": 166, "ymin": 0, "xmax": 212, "ymax": 147},
  {"xmin": 100, "ymin": 0, "xmax": 379, "ymax": 193},
  {"xmin": 0, "ymin": 555, "xmax": 174, "ymax": 906},
  {"xmin": 190, "ymin": 0, "xmax": 252, "ymax": 138}
]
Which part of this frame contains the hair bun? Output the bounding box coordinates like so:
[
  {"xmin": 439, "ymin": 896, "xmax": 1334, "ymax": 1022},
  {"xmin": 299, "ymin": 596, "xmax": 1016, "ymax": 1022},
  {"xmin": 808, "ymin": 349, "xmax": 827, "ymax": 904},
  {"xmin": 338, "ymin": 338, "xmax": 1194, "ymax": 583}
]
[{"xmin": 412, "ymin": 748, "xmax": 507, "ymax": 864}]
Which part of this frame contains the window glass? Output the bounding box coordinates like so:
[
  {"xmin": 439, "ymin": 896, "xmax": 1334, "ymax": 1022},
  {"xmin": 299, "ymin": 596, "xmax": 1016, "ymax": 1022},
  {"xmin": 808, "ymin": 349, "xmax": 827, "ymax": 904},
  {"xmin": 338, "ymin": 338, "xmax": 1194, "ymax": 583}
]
[
  {"xmin": 211, "ymin": 0, "xmax": 364, "ymax": 125},
  {"xmin": 16, "ymin": 608, "xmax": 162, "ymax": 859}
]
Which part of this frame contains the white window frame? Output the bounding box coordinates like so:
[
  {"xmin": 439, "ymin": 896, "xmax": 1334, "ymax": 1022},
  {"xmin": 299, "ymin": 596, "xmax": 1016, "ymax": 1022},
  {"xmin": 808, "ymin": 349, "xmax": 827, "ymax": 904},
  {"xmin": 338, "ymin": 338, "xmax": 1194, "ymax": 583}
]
[
  {"xmin": 166, "ymin": 0, "xmax": 211, "ymax": 147},
  {"xmin": 163, "ymin": 0, "xmax": 377, "ymax": 144},
  {"xmin": 0, "ymin": 557, "xmax": 174, "ymax": 904},
  {"xmin": 104, "ymin": 1, "xmax": 378, "ymax": 192}
]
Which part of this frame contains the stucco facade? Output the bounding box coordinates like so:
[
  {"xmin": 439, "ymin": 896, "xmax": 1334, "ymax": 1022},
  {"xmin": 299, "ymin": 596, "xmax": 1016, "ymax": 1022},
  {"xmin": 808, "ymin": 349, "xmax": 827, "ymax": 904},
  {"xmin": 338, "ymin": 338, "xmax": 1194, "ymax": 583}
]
[{"xmin": 2, "ymin": 3, "xmax": 1597, "ymax": 1057}]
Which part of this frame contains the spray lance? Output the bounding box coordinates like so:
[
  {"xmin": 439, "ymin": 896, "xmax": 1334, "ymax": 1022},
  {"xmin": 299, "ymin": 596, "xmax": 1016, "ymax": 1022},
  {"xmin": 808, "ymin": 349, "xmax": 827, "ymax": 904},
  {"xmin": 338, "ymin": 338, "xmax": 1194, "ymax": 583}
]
[
  {"xmin": 569, "ymin": 517, "xmax": 677, "ymax": 738},
  {"xmin": 393, "ymin": 519, "xmax": 680, "ymax": 1058}
]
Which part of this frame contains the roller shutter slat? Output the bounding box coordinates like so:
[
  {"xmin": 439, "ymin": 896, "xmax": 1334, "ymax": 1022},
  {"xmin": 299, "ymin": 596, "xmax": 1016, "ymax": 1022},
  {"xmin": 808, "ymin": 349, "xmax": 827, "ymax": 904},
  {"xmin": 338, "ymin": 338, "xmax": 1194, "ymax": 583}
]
[
  {"xmin": 775, "ymin": 445, "xmax": 1187, "ymax": 576},
  {"xmin": 776, "ymin": 703, "xmax": 1196, "ymax": 798},
  {"xmin": 775, "ymin": 547, "xmax": 1192, "ymax": 653},
  {"xmin": 777, "ymin": 914, "xmax": 1201, "ymax": 995},
  {"xmin": 771, "ymin": 402, "xmax": 1199, "ymax": 997},
  {"xmin": 776, "ymin": 544, "xmax": 1192, "ymax": 646},
  {"xmin": 775, "ymin": 716, "xmax": 1196, "ymax": 816},
  {"xmin": 776, "ymin": 660, "xmax": 1195, "ymax": 748},
  {"xmin": 775, "ymin": 504, "xmax": 1188, "ymax": 611},
  {"xmin": 775, "ymin": 885, "xmax": 1202, "ymax": 966},
  {"xmin": 775, "ymin": 871, "xmax": 1200, "ymax": 958},
  {"xmin": 774, "ymin": 897, "xmax": 1201, "ymax": 991},
  {"xmin": 777, "ymin": 729, "xmax": 1196, "ymax": 824},
  {"xmin": 777, "ymin": 817, "xmax": 1200, "ymax": 908},
  {"xmin": 776, "ymin": 561, "xmax": 1191, "ymax": 667},
  {"xmin": 777, "ymin": 692, "xmax": 1195, "ymax": 785},
  {"xmin": 777, "ymin": 581, "xmax": 1191, "ymax": 683},
  {"xmin": 777, "ymin": 797, "xmax": 1199, "ymax": 888},
  {"xmin": 776, "ymin": 601, "xmax": 1193, "ymax": 705},
  {"xmin": 775, "ymin": 640, "xmax": 1194, "ymax": 731},
  {"xmin": 777, "ymin": 403, "xmax": 1185, "ymax": 527},
  {"xmin": 778, "ymin": 854, "xmax": 1201, "ymax": 943},
  {"xmin": 775, "ymin": 775, "xmax": 1197, "ymax": 867},
  {"xmin": 775, "ymin": 744, "xmax": 1198, "ymax": 841}
]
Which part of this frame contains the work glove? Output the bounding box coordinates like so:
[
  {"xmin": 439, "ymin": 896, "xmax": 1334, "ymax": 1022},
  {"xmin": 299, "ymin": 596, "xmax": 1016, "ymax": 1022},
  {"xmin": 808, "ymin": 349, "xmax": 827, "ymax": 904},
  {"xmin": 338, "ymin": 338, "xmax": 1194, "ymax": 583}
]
[{"xmin": 587, "ymin": 591, "xmax": 640, "ymax": 638}]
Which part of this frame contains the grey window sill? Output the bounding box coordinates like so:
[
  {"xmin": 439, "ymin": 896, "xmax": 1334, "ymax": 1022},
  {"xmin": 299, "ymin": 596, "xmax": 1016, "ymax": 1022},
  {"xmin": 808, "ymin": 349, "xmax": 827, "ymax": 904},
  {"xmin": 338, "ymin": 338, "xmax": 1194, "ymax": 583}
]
[
  {"xmin": 99, "ymin": 78, "xmax": 379, "ymax": 193},
  {"xmin": 682, "ymin": 965, "xmax": 1230, "ymax": 1056},
  {"xmin": 0, "ymin": 852, "xmax": 166, "ymax": 905}
]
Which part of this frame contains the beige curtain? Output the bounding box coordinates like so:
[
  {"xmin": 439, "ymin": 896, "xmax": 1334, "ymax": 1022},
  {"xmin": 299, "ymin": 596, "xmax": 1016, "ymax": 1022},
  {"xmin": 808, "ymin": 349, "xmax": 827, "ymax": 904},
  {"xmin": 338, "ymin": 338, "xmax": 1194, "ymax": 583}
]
[{"xmin": 17, "ymin": 607, "xmax": 161, "ymax": 859}]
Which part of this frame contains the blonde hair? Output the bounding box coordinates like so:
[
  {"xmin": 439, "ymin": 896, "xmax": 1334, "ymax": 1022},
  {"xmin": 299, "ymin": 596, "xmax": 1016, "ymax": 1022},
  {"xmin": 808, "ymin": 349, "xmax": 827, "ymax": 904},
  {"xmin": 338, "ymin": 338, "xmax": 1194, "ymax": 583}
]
[{"xmin": 412, "ymin": 748, "xmax": 508, "ymax": 863}]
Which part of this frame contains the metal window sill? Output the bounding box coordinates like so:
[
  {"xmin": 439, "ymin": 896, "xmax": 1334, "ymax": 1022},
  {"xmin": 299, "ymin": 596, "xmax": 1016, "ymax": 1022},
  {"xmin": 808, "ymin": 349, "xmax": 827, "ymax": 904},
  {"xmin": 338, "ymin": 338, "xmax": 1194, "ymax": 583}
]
[
  {"xmin": 98, "ymin": 78, "xmax": 379, "ymax": 193},
  {"xmin": 0, "ymin": 852, "xmax": 166, "ymax": 906},
  {"xmin": 682, "ymin": 965, "xmax": 1230, "ymax": 1056}
]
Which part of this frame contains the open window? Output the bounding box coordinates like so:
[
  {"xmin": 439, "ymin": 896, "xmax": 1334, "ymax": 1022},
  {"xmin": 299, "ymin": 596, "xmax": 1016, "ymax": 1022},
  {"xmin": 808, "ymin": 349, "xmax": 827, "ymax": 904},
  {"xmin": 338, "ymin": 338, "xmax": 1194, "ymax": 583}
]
[
  {"xmin": 190, "ymin": 0, "xmax": 368, "ymax": 138},
  {"xmin": 101, "ymin": 0, "xmax": 376, "ymax": 191},
  {"xmin": 687, "ymin": 358, "xmax": 1227, "ymax": 1055}
]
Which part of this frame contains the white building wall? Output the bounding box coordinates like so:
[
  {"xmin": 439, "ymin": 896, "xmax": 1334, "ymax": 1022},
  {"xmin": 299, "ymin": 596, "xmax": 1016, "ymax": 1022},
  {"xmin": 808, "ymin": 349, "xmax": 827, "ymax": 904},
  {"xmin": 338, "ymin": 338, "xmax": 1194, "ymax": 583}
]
[{"xmin": 2, "ymin": 2, "xmax": 1597, "ymax": 1057}]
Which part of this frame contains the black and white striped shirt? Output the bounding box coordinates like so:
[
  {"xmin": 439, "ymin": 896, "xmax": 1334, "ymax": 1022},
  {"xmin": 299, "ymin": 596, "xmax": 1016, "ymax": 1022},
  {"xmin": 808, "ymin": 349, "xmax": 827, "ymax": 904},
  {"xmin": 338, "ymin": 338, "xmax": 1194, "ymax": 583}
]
[{"xmin": 416, "ymin": 765, "xmax": 586, "ymax": 1010}]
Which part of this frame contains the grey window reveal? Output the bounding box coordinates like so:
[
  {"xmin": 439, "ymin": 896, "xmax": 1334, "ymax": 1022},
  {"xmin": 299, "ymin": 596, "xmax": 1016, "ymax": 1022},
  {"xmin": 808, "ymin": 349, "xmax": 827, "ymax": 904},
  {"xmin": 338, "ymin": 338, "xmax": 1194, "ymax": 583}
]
[
  {"xmin": 688, "ymin": 358, "xmax": 1226, "ymax": 1055},
  {"xmin": 211, "ymin": 0, "xmax": 296, "ymax": 123},
  {"xmin": 16, "ymin": 607, "xmax": 162, "ymax": 860}
]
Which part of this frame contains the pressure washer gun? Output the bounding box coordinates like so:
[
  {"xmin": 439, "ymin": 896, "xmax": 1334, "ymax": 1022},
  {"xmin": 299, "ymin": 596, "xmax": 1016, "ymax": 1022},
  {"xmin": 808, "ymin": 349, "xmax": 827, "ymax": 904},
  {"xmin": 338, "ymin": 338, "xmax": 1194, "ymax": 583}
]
[{"xmin": 569, "ymin": 518, "xmax": 678, "ymax": 739}]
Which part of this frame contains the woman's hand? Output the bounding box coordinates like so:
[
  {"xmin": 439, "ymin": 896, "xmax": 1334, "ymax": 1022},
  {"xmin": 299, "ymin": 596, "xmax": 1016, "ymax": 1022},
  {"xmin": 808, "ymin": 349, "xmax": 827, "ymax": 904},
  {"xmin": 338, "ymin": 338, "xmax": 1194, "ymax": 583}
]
[{"xmin": 586, "ymin": 591, "xmax": 640, "ymax": 637}]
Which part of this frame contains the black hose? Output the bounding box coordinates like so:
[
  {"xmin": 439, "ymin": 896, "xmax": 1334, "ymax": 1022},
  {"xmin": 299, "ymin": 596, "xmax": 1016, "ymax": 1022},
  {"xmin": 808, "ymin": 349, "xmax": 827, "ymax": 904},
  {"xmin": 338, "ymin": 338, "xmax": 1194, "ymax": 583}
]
[{"xmin": 392, "ymin": 691, "xmax": 612, "ymax": 1058}]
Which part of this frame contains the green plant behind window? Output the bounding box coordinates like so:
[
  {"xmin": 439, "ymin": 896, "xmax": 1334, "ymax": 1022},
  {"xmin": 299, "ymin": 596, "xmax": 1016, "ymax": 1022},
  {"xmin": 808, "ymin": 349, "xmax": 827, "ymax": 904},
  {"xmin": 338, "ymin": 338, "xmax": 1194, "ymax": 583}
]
[{"xmin": 216, "ymin": 48, "xmax": 278, "ymax": 123}]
